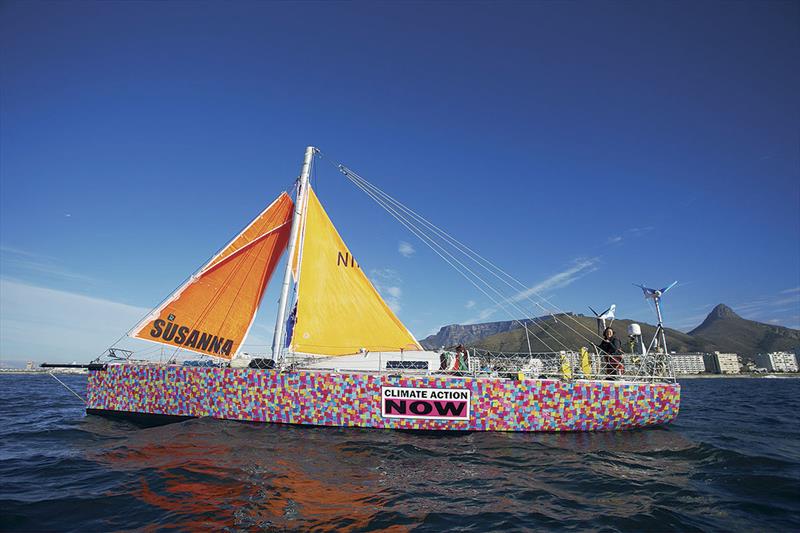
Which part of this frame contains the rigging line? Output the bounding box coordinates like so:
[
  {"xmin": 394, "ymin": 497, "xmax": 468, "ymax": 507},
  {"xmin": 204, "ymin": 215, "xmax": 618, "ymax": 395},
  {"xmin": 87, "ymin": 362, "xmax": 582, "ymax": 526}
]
[
  {"xmin": 348, "ymin": 178, "xmax": 556, "ymax": 353},
  {"xmin": 344, "ymin": 174, "xmax": 561, "ymax": 353},
  {"xmin": 342, "ymin": 171, "xmax": 577, "ymax": 351},
  {"xmin": 108, "ymin": 342, "xmax": 161, "ymax": 361},
  {"xmin": 212, "ymin": 230, "xmax": 275, "ymax": 355},
  {"xmin": 340, "ymin": 164, "xmax": 598, "ymax": 341},
  {"xmin": 342, "ymin": 174, "xmax": 548, "ymax": 345},
  {"xmin": 343, "ymin": 166, "xmax": 600, "ymax": 345},
  {"xmin": 341, "ymin": 166, "xmax": 603, "ymax": 346},
  {"xmin": 344, "ymin": 173, "xmax": 569, "ymax": 354},
  {"xmin": 132, "ymin": 346, "xmax": 162, "ymax": 357},
  {"xmin": 165, "ymin": 207, "xmax": 289, "ymax": 363},
  {"xmin": 343, "ymin": 174, "xmax": 562, "ymax": 353},
  {"xmin": 48, "ymin": 372, "xmax": 87, "ymax": 405},
  {"xmin": 323, "ymin": 155, "xmax": 599, "ymax": 348},
  {"xmin": 100, "ymin": 186, "xmax": 297, "ymax": 361}
]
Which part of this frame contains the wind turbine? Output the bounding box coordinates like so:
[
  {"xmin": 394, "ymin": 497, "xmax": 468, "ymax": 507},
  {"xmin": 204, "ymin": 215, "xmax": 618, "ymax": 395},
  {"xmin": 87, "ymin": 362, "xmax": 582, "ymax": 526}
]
[
  {"xmin": 588, "ymin": 304, "xmax": 616, "ymax": 336},
  {"xmin": 634, "ymin": 281, "xmax": 677, "ymax": 355}
]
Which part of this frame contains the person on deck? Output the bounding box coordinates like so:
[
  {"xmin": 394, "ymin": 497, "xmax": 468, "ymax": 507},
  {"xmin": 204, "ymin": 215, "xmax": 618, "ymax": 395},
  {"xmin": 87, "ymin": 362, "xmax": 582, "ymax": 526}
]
[
  {"xmin": 598, "ymin": 327, "xmax": 624, "ymax": 378},
  {"xmin": 454, "ymin": 344, "xmax": 468, "ymax": 371}
]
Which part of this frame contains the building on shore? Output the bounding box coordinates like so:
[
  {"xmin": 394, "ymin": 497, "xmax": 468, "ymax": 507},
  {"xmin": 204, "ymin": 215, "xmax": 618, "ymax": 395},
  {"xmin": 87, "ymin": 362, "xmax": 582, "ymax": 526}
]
[
  {"xmin": 703, "ymin": 352, "xmax": 741, "ymax": 374},
  {"xmin": 669, "ymin": 353, "xmax": 706, "ymax": 374},
  {"xmin": 755, "ymin": 352, "xmax": 799, "ymax": 373}
]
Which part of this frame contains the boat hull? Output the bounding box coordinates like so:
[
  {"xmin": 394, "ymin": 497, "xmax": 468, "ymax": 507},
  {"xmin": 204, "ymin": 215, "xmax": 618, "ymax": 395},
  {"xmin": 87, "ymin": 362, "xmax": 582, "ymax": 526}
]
[{"xmin": 86, "ymin": 365, "xmax": 680, "ymax": 431}]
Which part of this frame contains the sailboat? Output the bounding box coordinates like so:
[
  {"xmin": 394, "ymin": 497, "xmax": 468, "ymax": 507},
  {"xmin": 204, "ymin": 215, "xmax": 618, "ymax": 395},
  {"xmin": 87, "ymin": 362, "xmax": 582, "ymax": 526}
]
[{"xmin": 86, "ymin": 147, "xmax": 680, "ymax": 431}]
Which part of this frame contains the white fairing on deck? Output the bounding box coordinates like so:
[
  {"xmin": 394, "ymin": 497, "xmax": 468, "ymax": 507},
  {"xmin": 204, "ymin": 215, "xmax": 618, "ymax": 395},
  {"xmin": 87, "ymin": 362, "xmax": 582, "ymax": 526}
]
[
  {"xmin": 229, "ymin": 357, "xmax": 251, "ymax": 368},
  {"xmin": 290, "ymin": 350, "xmax": 443, "ymax": 372}
]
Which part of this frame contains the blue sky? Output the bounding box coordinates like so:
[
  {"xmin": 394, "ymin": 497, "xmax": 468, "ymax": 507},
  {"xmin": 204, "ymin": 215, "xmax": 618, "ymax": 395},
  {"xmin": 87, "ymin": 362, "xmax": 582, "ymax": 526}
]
[{"xmin": 1, "ymin": 1, "xmax": 798, "ymax": 363}]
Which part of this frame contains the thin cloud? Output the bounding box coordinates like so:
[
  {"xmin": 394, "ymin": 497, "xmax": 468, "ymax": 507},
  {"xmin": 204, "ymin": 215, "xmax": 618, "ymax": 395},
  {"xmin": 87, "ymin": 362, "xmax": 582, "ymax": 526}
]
[
  {"xmin": 626, "ymin": 226, "xmax": 654, "ymax": 237},
  {"xmin": 465, "ymin": 300, "xmax": 476, "ymax": 309},
  {"xmin": 385, "ymin": 286, "xmax": 402, "ymax": 298},
  {"xmin": 369, "ymin": 269, "xmax": 403, "ymax": 312},
  {"xmin": 464, "ymin": 307, "xmax": 497, "ymax": 325},
  {"xmin": 369, "ymin": 268, "xmax": 401, "ymax": 282},
  {"xmin": 384, "ymin": 297, "xmax": 401, "ymax": 313},
  {"xmin": 459, "ymin": 258, "xmax": 600, "ymax": 325},
  {"xmin": 606, "ymin": 236, "xmax": 623, "ymax": 244},
  {"xmin": 0, "ymin": 245, "xmax": 95, "ymax": 284},
  {"xmin": 671, "ymin": 312, "xmax": 713, "ymax": 332},
  {"xmin": 0, "ymin": 278, "xmax": 149, "ymax": 363},
  {"xmin": 398, "ymin": 241, "xmax": 415, "ymax": 258},
  {"xmin": 509, "ymin": 258, "xmax": 600, "ymax": 303},
  {"xmin": 424, "ymin": 325, "xmax": 442, "ymax": 338},
  {"xmin": 730, "ymin": 289, "xmax": 800, "ymax": 327}
]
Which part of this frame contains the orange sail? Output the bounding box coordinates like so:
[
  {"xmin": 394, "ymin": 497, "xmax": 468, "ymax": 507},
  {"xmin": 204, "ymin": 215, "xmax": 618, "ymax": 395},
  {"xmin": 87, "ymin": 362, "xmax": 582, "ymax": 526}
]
[{"xmin": 130, "ymin": 192, "xmax": 293, "ymax": 358}]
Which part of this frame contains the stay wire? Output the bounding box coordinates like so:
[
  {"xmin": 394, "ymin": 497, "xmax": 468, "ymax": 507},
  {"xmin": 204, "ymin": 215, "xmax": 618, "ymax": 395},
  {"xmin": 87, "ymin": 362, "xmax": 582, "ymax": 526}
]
[
  {"xmin": 340, "ymin": 163, "xmax": 603, "ymax": 345},
  {"xmin": 343, "ymin": 171, "xmax": 561, "ymax": 353},
  {"xmin": 341, "ymin": 165, "xmax": 602, "ymax": 347},
  {"xmin": 102, "ymin": 176, "xmax": 299, "ymax": 363},
  {"xmin": 340, "ymin": 166, "xmax": 597, "ymax": 350}
]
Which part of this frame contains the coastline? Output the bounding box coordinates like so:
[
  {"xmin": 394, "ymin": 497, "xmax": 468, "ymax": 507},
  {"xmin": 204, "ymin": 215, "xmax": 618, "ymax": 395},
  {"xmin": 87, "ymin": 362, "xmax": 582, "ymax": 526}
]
[
  {"xmin": 678, "ymin": 373, "xmax": 800, "ymax": 379},
  {"xmin": 0, "ymin": 369, "xmax": 88, "ymax": 375}
]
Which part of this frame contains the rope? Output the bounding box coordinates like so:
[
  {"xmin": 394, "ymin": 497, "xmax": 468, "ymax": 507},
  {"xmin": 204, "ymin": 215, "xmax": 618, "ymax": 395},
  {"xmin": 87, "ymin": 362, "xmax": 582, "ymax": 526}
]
[
  {"xmin": 48, "ymin": 372, "xmax": 87, "ymax": 405},
  {"xmin": 101, "ymin": 179, "xmax": 299, "ymax": 362},
  {"xmin": 339, "ymin": 164, "xmax": 595, "ymax": 352},
  {"xmin": 340, "ymin": 164, "xmax": 603, "ymax": 347},
  {"xmin": 164, "ymin": 211, "xmax": 289, "ymax": 363},
  {"xmin": 342, "ymin": 168, "xmax": 563, "ymax": 353},
  {"xmin": 341, "ymin": 163, "xmax": 599, "ymax": 338}
]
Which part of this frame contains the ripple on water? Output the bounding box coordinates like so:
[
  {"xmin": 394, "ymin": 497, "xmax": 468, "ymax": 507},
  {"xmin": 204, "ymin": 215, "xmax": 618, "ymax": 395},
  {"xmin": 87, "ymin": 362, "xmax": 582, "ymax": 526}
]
[{"xmin": 1, "ymin": 375, "xmax": 799, "ymax": 531}]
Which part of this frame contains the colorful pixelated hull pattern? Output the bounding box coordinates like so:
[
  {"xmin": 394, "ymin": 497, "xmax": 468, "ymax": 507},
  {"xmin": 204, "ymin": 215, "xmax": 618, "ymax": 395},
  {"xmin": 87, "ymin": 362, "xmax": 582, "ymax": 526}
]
[{"xmin": 86, "ymin": 365, "xmax": 680, "ymax": 431}]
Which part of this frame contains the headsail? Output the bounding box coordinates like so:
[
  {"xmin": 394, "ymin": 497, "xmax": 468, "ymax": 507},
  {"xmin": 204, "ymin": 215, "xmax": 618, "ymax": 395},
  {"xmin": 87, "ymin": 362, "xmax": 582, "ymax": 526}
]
[
  {"xmin": 130, "ymin": 192, "xmax": 294, "ymax": 359},
  {"xmin": 289, "ymin": 186, "xmax": 421, "ymax": 356}
]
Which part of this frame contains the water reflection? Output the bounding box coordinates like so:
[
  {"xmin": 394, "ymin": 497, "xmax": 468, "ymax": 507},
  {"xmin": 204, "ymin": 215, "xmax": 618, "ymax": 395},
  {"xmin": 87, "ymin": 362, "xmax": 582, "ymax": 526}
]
[
  {"xmin": 5, "ymin": 376, "xmax": 795, "ymax": 531},
  {"xmin": 82, "ymin": 416, "xmax": 708, "ymax": 530}
]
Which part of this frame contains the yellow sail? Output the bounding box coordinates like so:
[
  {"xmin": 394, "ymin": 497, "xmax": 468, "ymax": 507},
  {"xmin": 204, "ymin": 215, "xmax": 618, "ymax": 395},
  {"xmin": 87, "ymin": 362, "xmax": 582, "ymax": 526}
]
[
  {"xmin": 130, "ymin": 192, "xmax": 294, "ymax": 359},
  {"xmin": 289, "ymin": 186, "xmax": 421, "ymax": 356}
]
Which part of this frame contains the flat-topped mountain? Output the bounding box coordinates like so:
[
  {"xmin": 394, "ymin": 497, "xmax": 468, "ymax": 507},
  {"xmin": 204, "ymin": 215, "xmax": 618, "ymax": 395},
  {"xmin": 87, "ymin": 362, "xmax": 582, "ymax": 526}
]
[{"xmin": 420, "ymin": 318, "xmax": 546, "ymax": 349}]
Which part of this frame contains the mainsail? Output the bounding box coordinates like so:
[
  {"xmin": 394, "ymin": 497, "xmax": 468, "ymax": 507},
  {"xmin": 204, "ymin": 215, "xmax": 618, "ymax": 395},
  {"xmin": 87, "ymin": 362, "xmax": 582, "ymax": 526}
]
[
  {"xmin": 288, "ymin": 186, "xmax": 421, "ymax": 356},
  {"xmin": 130, "ymin": 192, "xmax": 294, "ymax": 358}
]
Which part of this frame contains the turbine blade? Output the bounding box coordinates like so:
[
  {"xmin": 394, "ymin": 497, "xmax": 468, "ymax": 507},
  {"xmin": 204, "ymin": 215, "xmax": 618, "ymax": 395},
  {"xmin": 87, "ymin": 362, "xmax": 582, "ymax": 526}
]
[
  {"xmin": 600, "ymin": 304, "xmax": 616, "ymax": 320},
  {"xmin": 661, "ymin": 281, "xmax": 678, "ymax": 293}
]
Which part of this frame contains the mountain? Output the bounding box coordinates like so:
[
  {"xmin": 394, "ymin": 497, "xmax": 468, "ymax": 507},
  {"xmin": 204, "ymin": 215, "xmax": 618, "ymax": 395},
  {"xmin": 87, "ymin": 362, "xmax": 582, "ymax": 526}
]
[
  {"xmin": 421, "ymin": 318, "xmax": 547, "ymax": 349},
  {"xmin": 473, "ymin": 314, "xmax": 713, "ymax": 354},
  {"xmin": 421, "ymin": 313, "xmax": 711, "ymax": 352},
  {"xmin": 420, "ymin": 304, "xmax": 800, "ymax": 357},
  {"xmin": 688, "ymin": 304, "xmax": 800, "ymax": 356}
]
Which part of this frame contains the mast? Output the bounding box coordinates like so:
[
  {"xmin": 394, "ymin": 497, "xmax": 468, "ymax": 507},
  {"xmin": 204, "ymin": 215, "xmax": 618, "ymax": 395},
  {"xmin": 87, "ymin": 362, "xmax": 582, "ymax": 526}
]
[
  {"xmin": 654, "ymin": 297, "xmax": 669, "ymax": 355},
  {"xmin": 272, "ymin": 146, "xmax": 315, "ymax": 363}
]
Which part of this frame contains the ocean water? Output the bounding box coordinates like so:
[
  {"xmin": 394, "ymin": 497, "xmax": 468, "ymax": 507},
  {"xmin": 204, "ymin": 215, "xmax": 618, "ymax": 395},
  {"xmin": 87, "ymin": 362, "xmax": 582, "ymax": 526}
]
[{"xmin": 1, "ymin": 375, "xmax": 798, "ymax": 532}]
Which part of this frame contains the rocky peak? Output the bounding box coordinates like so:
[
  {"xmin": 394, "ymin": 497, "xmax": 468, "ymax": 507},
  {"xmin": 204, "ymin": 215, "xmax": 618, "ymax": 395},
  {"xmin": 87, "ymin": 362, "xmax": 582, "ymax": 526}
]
[{"xmin": 708, "ymin": 303, "xmax": 741, "ymax": 321}]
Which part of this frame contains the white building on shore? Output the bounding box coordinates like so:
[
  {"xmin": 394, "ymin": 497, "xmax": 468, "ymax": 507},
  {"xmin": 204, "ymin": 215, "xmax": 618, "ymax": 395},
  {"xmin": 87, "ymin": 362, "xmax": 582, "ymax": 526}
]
[
  {"xmin": 703, "ymin": 352, "xmax": 741, "ymax": 374},
  {"xmin": 669, "ymin": 353, "xmax": 706, "ymax": 374},
  {"xmin": 755, "ymin": 352, "xmax": 799, "ymax": 373}
]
